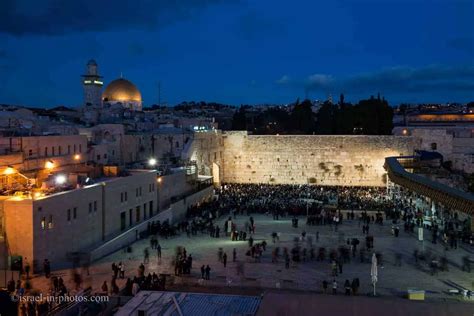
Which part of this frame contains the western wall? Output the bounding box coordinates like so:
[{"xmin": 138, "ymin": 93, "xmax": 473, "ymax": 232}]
[{"xmin": 221, "ymin": 131, "xmax": 420, "ymax": 186}]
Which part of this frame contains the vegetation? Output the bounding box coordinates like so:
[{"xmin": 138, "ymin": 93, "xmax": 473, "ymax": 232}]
[{"xmin": 231, "ymin": 94, "xmax": 394, "ymax": 135}]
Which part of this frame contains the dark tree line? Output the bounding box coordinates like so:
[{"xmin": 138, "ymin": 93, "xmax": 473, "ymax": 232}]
[{"xmin": 232, "ymin": 94, "xmax": 393, "ymax": 135}]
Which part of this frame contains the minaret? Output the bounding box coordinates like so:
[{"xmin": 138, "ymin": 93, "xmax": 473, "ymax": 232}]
[{"xmin": 81, "ymin": 59, "xmax": 103, "ymax": 108}]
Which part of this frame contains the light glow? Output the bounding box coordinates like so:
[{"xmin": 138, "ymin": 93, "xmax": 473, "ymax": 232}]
[
  {"xmin": 3, "ymin": 166, "xmax": 15, "ymax": 175},
  {"xmin": 157, "ymin": 177, "xmax": 162, "ymax": 183},
  {"xmin": 148, "ymin": 158, "xmax": 157, "ymax": 166},
  {"xmin": 74, "ymin": 154, "xmax": 81, "ymax": 160},
  {"xmin": 55, "ymin": 174, "xmax": 67, "ymax": 185},
  {"xmin": 45, "ymin": 160, "xmax": 55, "ymax": 169}
]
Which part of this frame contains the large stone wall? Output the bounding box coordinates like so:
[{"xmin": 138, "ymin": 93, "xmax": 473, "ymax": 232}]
[{"xmin": 222, "ymin": 132, "xmax": 419, "ymax": 187}]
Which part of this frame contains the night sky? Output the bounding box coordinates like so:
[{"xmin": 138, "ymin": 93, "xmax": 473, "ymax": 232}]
[{"xmin": 0, "ymin": 0, "xmax": 473, "ymax": 107}]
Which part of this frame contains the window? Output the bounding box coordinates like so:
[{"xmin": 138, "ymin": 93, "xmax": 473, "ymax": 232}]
[
  {"xmin": 136, "ymin": 206, "xmax": 141, "ymax": 223},
  {"xmin": 176, "ymin": 141, "xmax": 179, "ymax": 148},
  {"xmin": 129, "ymin": 209, "xmax": 133, "ymax": 227},
  {"xmin": 120, "ymin": 212, "xmax": 126, "ymax": 231},
  {"xmin": 104, "ymin": 154, "xmax": 107, "ymax": 159},
  {"xmin": 79, "ymin": 144, "xmax": 82, "ymax": 153},
  {"xmin": 58, "ymin": 146, "xmax": 62, "ymax": 155},
  {"xmin": 68, "ymin": 145, "xmax": 71, "ymax": 154},
  {"xmin": 121, "ymin": 192, "xmax": 124, "ymax": 203},
  {"xmin": 149, "ymin": 201, "xmax": 153, "ymax": 217},
  {"xmin": 38, "ymin": 207, "xmax": 42, "ymax": 212},
  {"xmin": 94, "ymin": 201, "xmax": 97, "ymax": 212},
  {"xmin": 139, "ymin": 187, "xmax": 142, "ymax": 196},
  {"xmin": 143, "ymin": 203, "xmax": 147, "ymax": 219},
  {"xmin": 89, "ymin": 202, "xmax": 92, "ymax": 213},
  {"xmin": 431, "ymin": 142, "xmax": 437, "ymax": 150},
  {"xmin": 41, "ymin": 217, "xmax": 46, "ymax": 229},
  {"xmin": 73, "ymin": 207, "xmax": 77, "ymax": 219},
  {"xmin": 52, "ymin": 147, "xmax": 55, "ymax": 156},
  {"xmin": 44, "ymin": 147, "xmax": 48, "ymax": 157},
  {"xmin": 97, "ymin": 154, "xmax": 101, "ymax": 161},
  {"xmin": 28, "ymin": 149, "xmax": 33, "ymax": 157},
  {"xmin": 67, "ymin": 209, "xmax": 71, "ymax": 221},
  {"xmin": 74, "ymin": 144, "xmax": 77, "ymax": 153},
  {"xmin": 125, "ymin": 192, "xmax": 128, "ymax": 201},
  {"xmin": 48, "ymin": 215, "xmax": 53, "ymax": 229},
  {"xmin": 136, "ymin": 188, "xmax": 139, "ymax": 197},
  {"xmin": 112, "ymin": 150, "xmax": 115, "ymax": 156}
]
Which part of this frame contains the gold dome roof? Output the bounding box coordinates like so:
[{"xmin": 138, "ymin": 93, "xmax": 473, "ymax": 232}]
[{"xmin": 102, "ymin": 78, "xmax": 142, "ymax": 103}]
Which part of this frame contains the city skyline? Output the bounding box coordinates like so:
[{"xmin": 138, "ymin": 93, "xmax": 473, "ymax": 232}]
[{"xmin": 0, "ymin": 0, "xmax": 473, "ymax": 107}]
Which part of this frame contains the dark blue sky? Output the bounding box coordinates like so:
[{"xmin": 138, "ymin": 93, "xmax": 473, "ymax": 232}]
[{"xmin": 0, "ymin": 0, "xmax": 473, "ymax": 107}]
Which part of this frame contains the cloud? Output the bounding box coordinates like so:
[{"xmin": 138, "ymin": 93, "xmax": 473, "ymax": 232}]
[
  {"xmin": 276, "ymin": 75, "xmax": 290, "ymax": 84},
  {"xmin": 279, "ymin": 64, "xmax": 474, "ymax": 98},
  {"xmin": 0, "ymin": 0, "xmax": 229, "ymax": 36}
]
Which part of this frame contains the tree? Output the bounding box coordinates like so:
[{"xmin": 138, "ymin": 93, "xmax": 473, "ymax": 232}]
[
  {"xmin": 290, "ymin": 99, "xmax": 316, "ymax": 134},
  {"xmin": 231, "ymin": 106, "xmax": 247, "ymax": 130}
]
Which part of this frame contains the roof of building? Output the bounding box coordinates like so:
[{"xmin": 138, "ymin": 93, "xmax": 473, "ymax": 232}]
[
  {"xmin": 115, "ymin": 291, "xmax": 261, "ymax": 316},
  {"xmin": 103, "ymin": 78, "xmax": 142, "ymax": 103}
]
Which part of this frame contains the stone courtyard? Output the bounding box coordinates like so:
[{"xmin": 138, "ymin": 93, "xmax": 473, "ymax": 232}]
[{"xmin": 31, "ymin": 212, "xmax": 474, "ymax": 303}]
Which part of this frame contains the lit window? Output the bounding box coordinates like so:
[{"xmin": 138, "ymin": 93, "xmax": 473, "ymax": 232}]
[
  {"xmin": 41, "ymin": 217, "xmax": 46, "ymax": 229},
  {"xmin": 48, "ymin": 215, "xmax": 53, "ymax": 229}
]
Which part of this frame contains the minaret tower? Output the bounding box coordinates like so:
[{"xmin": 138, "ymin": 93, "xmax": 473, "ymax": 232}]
[{"xmin": 81, "ymin": 59, "xmax": 103, "ymax": 108}]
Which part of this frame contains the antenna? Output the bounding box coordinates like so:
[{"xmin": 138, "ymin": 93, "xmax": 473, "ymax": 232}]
[{"xmin": 158, "ymin": 81, "xmax": 161, "ymax": 106}]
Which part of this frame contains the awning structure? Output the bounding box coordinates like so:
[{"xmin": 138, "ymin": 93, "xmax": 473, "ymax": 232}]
[{"xmin": 384, "ymin": 156, "xmax": 474, "ymax": 216}]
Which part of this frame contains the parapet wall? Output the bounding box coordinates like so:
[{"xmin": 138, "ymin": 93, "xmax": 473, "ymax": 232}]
[{"xmin": 222, "ymin": 132, "xmax": 419, "ymax": 187}]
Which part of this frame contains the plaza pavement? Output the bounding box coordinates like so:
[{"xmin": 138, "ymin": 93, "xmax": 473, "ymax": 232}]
[{"xmin": 30, "ymin": 213, "xmax": 473, "ymax": 305}]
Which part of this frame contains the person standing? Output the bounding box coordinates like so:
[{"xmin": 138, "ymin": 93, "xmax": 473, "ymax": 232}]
[
  {"xmin": 223, "ymin": 252, "xmax": 228, "ymax": 268},
  {"xmin": 43, "ymin": 259, "xmax": 51, "ymax": 278},
  {"xmin": 24, "ymin": 258, "xmax": 30, "ymax": 279},
  {"xmin": 157, "ymin": 243, "xmax": 162, "ymax": 259},
  {"xmin": 322, "ymin": 280, "xmax": 328, "ymax": 293},
  {"xmin": 344, "ymin": 280, "xmax": 351, "ymax": 295},
  {"xmin": 332, "ymin": 279, "xmax": 338, "ymax": 295},
  {"xmin": 205, "ymin": 265, "xmax": 211, "ymax": 280}
]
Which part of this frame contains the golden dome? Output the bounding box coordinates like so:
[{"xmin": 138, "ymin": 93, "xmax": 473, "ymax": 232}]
[{"xmin": 102, "ymin": 78, "xmax": 142, "ymax": 103}]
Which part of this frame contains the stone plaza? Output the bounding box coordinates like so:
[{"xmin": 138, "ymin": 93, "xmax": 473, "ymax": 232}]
[{"xmin": 31, "ymin": 212, "xmax": 473, "ymax": 302}]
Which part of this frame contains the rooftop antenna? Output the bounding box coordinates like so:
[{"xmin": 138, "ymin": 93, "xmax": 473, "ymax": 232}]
[{"xmin": 158, "ymin": 81, "xmax": 161, "ymax": 106}]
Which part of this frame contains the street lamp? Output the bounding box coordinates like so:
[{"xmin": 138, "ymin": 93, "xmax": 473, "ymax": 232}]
[
  {"xmin": 148, "ymin": 158, "xmax": 157, "ymax": 167},
  {"xmin": 55, "ymin": 174, "xmax": 66, "ymax": 185},
  {"xmin": 45, "ymin": 160, "xmax": 55, "ymax": 170},
  {"xmin": 74, "ymin": 154, "xmax": 81, "ymax": 160},
  {"xmin": 3, "ymin": 166, "xmax": 15, "ymax": 175},
  {"xmin": 157, "ymin": 177, "xmax": 162, "ymax": 183}
]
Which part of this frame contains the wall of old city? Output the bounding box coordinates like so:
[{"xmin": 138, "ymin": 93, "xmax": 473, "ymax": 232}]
[{"xmin": 222, "ymin": 132, "xmax": 419, "ymax": 186}]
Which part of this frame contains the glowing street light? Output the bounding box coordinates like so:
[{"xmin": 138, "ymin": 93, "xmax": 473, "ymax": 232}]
[
  {"xmin": 148, "ymin": 158, "xmax": 157, "ymax": 166},
  {"xmin": 45, "ymin": 160, "xmax": 55, "ymax": 170},
  {"xmin": 157, "ymin": 177, "xmax": 162, "ymax": 183},
  {"xmin": 3, "ymin": 166, "xmax": 15, "ymax": 175},
  {"xmin": 55, "ymin": 174, "xmax": 67, "ymax": 185},
  {"xmin": 74, "ymin": 154, "xmax": 81, "ymax": 160}
]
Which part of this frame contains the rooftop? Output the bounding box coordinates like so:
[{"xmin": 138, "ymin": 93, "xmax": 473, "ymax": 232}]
[{"xmin": 115, "ymin": 291, "xmax": 261, "ymax": 316}]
